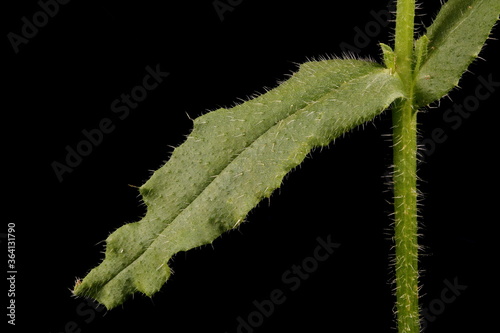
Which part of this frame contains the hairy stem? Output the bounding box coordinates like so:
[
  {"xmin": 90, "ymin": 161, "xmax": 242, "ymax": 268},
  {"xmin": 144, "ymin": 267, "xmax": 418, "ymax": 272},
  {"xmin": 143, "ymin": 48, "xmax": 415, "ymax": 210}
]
[
  {"xmin": 394, "ymin": 0, "xmax": 415, "ymax": 86},
  {"xmin": 392, "ymin": 99, "xmax": 419, "ymax": 333},
  {"xmin": 393, "ymin": 0, "xmax": 420, "ymax": 332}
]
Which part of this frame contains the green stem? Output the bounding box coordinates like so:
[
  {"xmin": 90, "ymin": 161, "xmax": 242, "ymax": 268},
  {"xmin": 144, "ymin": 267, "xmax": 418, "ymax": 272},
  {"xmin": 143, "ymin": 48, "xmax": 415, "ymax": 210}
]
[
  {"xmin": 392, "ymin": 100, "xmax": 419, "ymax": 333},
  {"xmin": 394, "ymin": 0, "xmax": 415, "ymax": 86},
  {"xmin": 393, "ymin": 0, "xmax": 420, "ymax": 332}
]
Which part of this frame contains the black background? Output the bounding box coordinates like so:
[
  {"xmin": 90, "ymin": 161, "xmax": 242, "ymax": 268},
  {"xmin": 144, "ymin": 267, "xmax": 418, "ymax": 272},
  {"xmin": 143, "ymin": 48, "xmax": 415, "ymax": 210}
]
[{"xmin": 3, "ymin": 0, "xmax": 499, "ymax": 332}]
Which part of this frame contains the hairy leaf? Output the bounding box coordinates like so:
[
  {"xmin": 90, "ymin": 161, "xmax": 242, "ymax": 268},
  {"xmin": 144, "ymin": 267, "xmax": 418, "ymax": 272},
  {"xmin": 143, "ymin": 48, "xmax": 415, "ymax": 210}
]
[
  {"xmin": 414, "ymin": 0, "xmax": 500, "ymax": 106},
  {"xmin": 413, "ymin": 35, "xmax": 429, "ymax": 73},
  {"xmin": 73, "ymin": 59, "xmax": 405, "ymax": 309},
  {"xmin": 380, "ymin": 43, "xmax": 396, "ymax": 74}
]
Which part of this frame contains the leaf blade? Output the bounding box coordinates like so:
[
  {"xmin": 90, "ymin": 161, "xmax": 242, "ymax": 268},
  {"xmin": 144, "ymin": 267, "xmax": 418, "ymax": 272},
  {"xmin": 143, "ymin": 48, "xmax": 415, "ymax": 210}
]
[
  {"xmin": 415, "ymin": 0, "xmax": 500, "ymax": 106},
  {"xmin": 74, "ymin": 59, "xmax": 405, "ymax": 309}
]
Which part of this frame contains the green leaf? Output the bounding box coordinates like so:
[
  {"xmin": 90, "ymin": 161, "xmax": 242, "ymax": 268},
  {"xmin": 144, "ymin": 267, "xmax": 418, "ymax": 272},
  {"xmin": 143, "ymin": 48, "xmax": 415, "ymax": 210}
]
[
  {"xmin": 414, "ymin": 0, "xmax": 500, "ymax": 107},
  {"xmin": 380, "ymin": 43, "xmax": 396, "ymax": 74},
  {"xmin": 413, "ymin": 35, "xmax": 429, "ymax": 73},
  {"xmin": 73, "ymin": 58, "xmax": 405, "ymax": 309}
]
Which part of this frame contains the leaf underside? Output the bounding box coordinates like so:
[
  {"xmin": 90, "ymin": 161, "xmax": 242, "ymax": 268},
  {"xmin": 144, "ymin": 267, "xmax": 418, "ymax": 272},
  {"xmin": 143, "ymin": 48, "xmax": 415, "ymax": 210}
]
[
  {"xmin": 414, "ymin": 0, "xmax": 500, "ymax": 107},
  {"xmin": 73, "ymin": 59, "xmax": 405, "ymax": 309}
]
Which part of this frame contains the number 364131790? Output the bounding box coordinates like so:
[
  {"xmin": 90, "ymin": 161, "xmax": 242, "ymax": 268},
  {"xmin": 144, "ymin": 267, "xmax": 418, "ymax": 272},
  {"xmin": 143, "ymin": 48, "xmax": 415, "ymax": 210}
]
[{"xmin": 7, "ymin": 222, "xmax": 16, "ymax": 267}]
